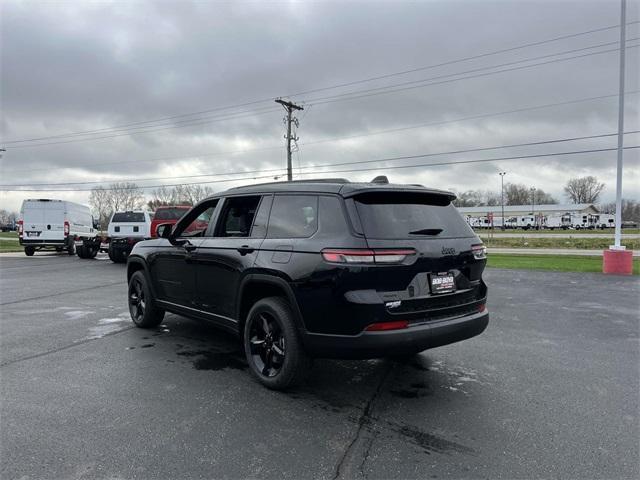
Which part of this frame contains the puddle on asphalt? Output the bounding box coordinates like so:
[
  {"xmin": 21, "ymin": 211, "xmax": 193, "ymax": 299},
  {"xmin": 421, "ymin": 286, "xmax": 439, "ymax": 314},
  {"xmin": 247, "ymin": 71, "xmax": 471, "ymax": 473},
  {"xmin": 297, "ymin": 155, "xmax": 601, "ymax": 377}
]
[
  {"xmin": 175, "ymin": 348, "xmax": 247, "ymax": 371},
  {"xmin": 140, "ymin": 343, "xmax": 155, "ymax": 349}
]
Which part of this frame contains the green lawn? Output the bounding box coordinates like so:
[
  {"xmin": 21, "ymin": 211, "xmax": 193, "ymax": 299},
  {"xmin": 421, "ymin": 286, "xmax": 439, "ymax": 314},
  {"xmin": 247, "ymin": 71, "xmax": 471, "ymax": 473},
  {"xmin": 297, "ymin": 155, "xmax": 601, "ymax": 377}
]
[
  {"xmin": 487, "ymin": 254, "xmax": 640, "ymax": 275},
  {"xmin": 0, "ymin": 231, "xmax": 18, "ymax": 239},
  {"xmin": 483, "ymin": 236, "xmax": 639, "ymax": 250},
  {"xmin": 476, "ymin": 228, "xmax": 639, "ymax": 235},
  {"xmin": 0, "ymin": 243, "xmax": 23, "ymax": 253}
]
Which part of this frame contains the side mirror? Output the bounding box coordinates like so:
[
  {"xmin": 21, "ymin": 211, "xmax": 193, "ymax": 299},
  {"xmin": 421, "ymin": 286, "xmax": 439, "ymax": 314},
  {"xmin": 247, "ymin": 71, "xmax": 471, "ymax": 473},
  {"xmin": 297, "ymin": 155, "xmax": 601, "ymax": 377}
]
[{"xmin": 156, "ymin": 223, "xmax": 173, "ymax": 239}]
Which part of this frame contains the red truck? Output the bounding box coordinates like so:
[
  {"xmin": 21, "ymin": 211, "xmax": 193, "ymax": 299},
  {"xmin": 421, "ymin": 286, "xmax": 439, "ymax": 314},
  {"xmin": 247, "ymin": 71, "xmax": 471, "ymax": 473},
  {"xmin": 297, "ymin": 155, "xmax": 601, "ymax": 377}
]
[{"xmin": 150, "ymin": 206, "xmax": 192, "ymax": 237}]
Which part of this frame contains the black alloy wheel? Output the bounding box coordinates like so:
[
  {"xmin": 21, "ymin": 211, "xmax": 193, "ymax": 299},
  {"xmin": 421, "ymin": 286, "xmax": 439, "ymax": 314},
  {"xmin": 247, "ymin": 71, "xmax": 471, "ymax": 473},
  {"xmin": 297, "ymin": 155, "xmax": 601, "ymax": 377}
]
[
  {"xmin": 127, "ymin": 271, "xmax": 164, "ymax": 328},
  {"xmin": 243, "ymin": 297, "xmax": 311, "ymax": 390},
  {"xmin": 129, "ymin": 276, "xmax": 146, "ymax": 324},
  {"xmin": 248, "ymin": 311, "xmax": 286, "ymax": 378}
]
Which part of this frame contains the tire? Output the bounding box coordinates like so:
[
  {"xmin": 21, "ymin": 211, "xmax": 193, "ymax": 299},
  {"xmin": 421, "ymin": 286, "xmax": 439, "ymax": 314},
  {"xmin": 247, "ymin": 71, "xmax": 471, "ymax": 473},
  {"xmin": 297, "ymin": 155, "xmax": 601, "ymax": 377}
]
[
  {"xmin": 76, "ymin": 245, "xmax": 86, "ymax": 258},
  {"xmin": 128, "ymin": 270, "xmax": 164, "ymax": 328},
  {"xmin": 243, "ymin": 297, "xmax": 311, "ymax": 390},
  {"xmin": 87, "ymin": 246, "xmax": 98, "ymax": 258},
  {"xmin": 67, "ymin": 242, "xmax": 75, "ymax": 256},
  {"xmin": 108, "ymin": 244, "xmax": 126, "ymax": 263},
  {"xmin": 24, "ymin": 246, "xmax": 35, "ymax": 256}
]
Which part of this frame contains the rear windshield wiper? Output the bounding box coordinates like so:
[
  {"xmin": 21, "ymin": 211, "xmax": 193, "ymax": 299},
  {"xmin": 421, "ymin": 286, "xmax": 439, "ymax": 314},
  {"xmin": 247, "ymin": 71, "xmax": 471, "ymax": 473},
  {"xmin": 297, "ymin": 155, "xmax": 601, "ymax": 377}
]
[{"xmin": 408, "ymin": 228, "xmax": 443, "ymax": 235}]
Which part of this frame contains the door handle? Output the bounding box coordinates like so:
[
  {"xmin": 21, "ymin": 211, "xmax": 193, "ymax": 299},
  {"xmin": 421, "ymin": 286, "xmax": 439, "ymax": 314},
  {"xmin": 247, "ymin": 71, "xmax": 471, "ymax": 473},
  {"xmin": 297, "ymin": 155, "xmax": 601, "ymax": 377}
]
[
  {"xmin": 237, "ymin": 245, "xmax": 255, "ymax": 255},
  {"xmin": 184, "ymin": 243, "xmax": 198, "ymax": 252}
]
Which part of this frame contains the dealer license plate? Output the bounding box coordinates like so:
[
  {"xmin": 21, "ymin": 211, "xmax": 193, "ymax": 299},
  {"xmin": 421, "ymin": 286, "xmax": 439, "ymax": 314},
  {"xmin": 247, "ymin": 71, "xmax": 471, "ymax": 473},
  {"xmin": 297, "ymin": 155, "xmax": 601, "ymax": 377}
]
[
  {"xmin": 26, "ymin": 231, "xmax": 40, "ymax": 237},
  {"xmin": 430, "ymin": 273, "xmax": 456, "ymax": 294}
]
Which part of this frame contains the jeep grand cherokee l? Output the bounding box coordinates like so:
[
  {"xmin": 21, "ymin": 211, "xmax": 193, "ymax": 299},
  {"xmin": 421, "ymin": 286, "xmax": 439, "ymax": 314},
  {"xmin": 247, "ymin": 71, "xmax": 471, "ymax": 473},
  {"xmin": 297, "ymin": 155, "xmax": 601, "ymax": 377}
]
[{"xmin": 126, "ymin": 179, "xmax": 488, "ymax": 389}]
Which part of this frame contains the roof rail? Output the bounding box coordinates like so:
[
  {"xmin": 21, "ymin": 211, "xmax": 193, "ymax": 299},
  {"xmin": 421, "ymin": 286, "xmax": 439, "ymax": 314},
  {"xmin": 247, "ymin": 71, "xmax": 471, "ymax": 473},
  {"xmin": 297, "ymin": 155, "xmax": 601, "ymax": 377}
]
[{"xmin": 228, "ymin": 178, "xmax": 351, "ymax": 189}]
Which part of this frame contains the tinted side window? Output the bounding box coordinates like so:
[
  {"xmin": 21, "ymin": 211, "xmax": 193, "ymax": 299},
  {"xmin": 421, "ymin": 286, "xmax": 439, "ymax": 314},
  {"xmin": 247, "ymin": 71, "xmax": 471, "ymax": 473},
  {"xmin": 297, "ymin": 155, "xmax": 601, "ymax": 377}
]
[
  {"xmin": 215, "ymin": 196, "xmax": 262, "ymax": 237},
  {"xmin": 267, "ymin": 195, "xmax": 318, "ymax": 239}
]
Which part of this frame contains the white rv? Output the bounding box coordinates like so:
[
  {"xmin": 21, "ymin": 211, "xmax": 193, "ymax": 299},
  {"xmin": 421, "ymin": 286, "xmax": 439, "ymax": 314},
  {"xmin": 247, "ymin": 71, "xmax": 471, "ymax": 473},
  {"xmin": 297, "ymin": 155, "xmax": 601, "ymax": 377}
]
[{"xmin": 19, "ymin": 199, "xmax": 94, "ymax": 256}]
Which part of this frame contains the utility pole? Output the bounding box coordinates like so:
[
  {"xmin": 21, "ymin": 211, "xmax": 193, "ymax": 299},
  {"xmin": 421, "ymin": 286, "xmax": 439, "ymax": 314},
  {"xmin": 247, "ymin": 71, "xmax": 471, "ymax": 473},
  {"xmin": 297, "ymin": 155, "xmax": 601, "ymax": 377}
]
[
  {"xmin": 275, "ymin": 98, "xmax": 304, "ymax": 181},
  {"xmin": 499, "ymin": 172, "xmax": 506, "ymax": 230},
  {"xmin": 614, "ymin": 0, "xmax": 626, "ymax": 248}
]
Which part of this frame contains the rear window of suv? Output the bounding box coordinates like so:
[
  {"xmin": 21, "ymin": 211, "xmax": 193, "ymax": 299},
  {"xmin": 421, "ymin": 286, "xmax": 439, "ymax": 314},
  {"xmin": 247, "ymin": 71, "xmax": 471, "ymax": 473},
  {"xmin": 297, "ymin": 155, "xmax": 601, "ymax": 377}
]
[
  {"xmin": 353, "ymin": 192, "xmax": 474, "ymax": 239},
  {"xmin": 154, "ymin": 208, "xmax": 188, "ymax": 220},
  {"xmin": 112, "ymin": 212, "xmax": 145, "ymax": 223}
]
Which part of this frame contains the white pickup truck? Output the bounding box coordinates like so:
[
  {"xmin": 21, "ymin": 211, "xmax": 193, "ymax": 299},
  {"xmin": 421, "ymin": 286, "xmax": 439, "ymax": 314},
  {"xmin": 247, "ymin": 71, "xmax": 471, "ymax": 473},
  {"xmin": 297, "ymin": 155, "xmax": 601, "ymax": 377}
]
[{"xmin": 75, "ymin": 210, "xmax": 152, "ymax": 263}]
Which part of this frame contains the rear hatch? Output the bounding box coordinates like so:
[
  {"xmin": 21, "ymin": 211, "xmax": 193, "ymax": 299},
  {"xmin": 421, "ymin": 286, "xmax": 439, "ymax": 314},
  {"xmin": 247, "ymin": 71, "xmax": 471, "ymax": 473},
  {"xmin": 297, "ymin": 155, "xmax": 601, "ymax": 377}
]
[
  {"xmin": 22, "ymin": 200, "xmax": 66, "ymax": 242},
  {"xmin": 108, "ymin": 212, "xmax": 149, "ymax": 238},
  {"xmin": 347, "ymin": 190, "xmax": 486, "ymax": 319}
]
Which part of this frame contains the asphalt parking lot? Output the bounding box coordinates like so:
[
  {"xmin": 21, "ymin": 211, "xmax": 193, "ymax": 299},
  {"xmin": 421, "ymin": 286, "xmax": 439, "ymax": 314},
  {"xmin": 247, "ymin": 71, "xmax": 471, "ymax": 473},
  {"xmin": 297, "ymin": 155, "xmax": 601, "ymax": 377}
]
[{"xmin": 1, "ymin": 253, "xmax": 638, "ymax": 479}]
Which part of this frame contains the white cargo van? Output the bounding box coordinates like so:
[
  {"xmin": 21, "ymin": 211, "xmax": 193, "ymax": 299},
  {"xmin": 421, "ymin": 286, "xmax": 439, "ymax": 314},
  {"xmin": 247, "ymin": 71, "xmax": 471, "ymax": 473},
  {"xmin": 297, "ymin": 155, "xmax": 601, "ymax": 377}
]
[{"xmin": 19, "ymin": 199, "xmax": 94, "ymax": 256}]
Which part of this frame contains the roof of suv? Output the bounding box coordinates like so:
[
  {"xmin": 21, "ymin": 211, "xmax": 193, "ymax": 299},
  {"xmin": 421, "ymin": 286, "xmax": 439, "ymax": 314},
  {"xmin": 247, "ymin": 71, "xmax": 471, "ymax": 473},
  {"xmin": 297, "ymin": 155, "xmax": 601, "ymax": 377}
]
[{"xmin": 215, "ymin": 179, "xmax": 456, "ymax": 200}]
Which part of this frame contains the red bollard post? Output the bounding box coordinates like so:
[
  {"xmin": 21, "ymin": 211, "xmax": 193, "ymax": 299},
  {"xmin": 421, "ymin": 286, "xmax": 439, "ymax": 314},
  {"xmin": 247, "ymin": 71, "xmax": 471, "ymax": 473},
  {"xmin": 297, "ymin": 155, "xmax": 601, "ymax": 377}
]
[{"xmin": 603, "ymin": 248, "xmax": 634, "ymax": 275}]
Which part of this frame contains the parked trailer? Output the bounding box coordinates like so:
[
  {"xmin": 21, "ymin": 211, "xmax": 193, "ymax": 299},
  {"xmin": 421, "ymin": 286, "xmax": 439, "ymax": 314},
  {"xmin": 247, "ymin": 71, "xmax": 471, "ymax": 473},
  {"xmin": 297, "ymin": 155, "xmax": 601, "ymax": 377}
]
[
  {"xmin": 75, "ymin": 211, "xmax": 152, "ymax": 263},
  {"xmin": 18, "ymin": 199, "xmax": 94, "ymax": 256}
]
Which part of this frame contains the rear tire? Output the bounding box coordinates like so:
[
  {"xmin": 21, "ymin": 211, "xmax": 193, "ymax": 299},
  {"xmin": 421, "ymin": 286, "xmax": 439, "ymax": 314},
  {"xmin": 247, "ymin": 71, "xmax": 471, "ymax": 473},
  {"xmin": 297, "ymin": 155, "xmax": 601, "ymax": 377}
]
[
  {"xmin": 128, "ymin": 271, "xmax": 164, "ymax": 328},
  {"xmin": 243, "ymin": 297, "xmax": 311, "ymax": 390},
  {"xmin": 76, "ymin": 246, "xmax": 86, "ymax": 258},
  {"xmin": 108, "ymin": 243, "xmax": 126, "ymax": 263},
  {"xmin": 24, "ymin": 246, "xmax": 35, "ymax": 256},
  {"xmin": 87, "ymin": 246, "xmax": 98, "ymax": 258},
  {"xmin": 67, "ymin": 242, "xmax": 75, "ymax": 256}
]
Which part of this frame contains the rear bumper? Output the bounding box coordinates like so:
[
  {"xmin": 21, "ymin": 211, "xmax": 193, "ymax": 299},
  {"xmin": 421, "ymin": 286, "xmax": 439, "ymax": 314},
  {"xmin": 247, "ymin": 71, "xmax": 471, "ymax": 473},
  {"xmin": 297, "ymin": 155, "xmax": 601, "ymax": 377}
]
[
  {"xmin": 302, "ymin": 310, "xmax": 489, "ymax": 359},
  {"xmin": 19, "ymin": 238, "xmax": 68, "ymax": 246}
]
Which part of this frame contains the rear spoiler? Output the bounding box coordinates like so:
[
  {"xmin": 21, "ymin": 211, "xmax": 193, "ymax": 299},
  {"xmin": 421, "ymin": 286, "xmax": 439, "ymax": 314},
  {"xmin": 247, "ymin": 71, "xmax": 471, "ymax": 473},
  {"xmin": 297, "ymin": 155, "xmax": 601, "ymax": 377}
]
[{"xmin": 342, "ymin": 188, "xmax": 457, "ymax": 205}]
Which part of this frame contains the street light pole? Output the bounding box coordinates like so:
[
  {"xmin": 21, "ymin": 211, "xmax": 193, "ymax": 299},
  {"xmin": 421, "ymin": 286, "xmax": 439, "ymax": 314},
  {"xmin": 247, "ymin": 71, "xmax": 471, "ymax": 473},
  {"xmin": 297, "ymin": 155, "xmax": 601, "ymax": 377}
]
[
  {"xmin": 614, "ymin": 0, "xmax": 626, "ymax": 248},
  {"xmin": 530, "ymin": 187, "xmax": 536, "ymax": 229},
  {"xmin": 499, "ymin": 172, "xmax": 506, "ymax": 230}
]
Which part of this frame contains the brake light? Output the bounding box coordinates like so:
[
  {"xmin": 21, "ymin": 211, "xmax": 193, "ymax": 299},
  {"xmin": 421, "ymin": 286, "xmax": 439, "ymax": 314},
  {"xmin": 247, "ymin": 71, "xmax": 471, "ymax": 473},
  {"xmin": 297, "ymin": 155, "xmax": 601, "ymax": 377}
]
[
  {"xmin": 321, "ymin": 249, "xmax": 415, "ymax": 264},
  {"xmin": 18, "ymin": 220, "xmax": 23, "ymax": 237},
  {"xmin": 471, "ymin": 244, "xmax": 487, "ymax": 260},
  {"xmin": 64, "ymin": 221, "xmax": 70, "ymax": 236},
  {"xmin": 365, "ymin": 320, "xmax": 409, "ymax": 332},
  {"xmin": 477, "ymin": 303, "xmax": 486, "ymax": 312}
]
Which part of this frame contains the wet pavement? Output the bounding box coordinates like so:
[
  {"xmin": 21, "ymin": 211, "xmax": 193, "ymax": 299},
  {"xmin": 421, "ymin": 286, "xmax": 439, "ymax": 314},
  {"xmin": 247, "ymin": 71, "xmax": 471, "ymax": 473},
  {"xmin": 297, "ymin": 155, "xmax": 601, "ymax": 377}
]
[{"xmin": 1, "ymin": 253, "xmax": 638, "ymax": 479}]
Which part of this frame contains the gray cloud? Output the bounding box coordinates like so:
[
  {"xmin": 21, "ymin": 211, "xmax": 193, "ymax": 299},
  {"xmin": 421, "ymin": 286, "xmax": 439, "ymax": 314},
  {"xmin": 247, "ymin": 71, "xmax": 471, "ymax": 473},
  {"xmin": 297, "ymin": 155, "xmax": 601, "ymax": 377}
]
[{"xmin": 1, "ymin": 0, "xmax": 639, "ymax": 211}]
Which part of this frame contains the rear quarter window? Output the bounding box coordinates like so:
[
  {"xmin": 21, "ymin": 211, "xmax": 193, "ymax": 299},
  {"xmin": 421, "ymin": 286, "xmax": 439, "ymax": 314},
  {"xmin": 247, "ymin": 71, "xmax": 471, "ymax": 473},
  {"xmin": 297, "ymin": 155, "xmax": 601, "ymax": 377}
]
[
  {"xmin": 267, "ymin": 195, "xmax": 318, "ymax": 238},
  {"xmin": 353, "ymin": 192, "xmax": 474, "ymax": 239}
]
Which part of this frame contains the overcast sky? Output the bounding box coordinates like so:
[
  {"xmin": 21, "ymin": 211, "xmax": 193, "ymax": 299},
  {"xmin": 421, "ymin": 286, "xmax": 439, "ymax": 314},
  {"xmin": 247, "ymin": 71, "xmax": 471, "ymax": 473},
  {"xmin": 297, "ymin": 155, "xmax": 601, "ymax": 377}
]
[{"xmin": 1, "ymin": 0, "xmax": 639, "ymax": 212}]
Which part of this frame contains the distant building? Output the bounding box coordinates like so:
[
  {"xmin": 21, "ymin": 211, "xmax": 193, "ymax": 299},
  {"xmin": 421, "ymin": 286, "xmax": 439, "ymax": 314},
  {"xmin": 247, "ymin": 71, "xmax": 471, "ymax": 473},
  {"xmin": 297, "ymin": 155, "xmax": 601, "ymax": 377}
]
[{"xmin": 457, "ymin": 204, "xmax": 607, "ymax": 229}]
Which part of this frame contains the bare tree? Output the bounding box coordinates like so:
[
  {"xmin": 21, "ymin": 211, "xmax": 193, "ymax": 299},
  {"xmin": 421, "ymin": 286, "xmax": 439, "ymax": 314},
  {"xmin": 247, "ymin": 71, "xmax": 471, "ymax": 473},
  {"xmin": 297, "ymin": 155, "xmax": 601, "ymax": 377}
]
[
  {"xmin": 533, "ymin": 189, "xmax": 557, "ymax": 205},
  {"xmin": 89, "ymin": 183, "xmax": 145, "ymax": 229},
  {"xmin": 88, "ymin": 186, "xmax": 112, "ymax": 229},
  {"xmin": 150, "ymin": 186, "xmax": 176, "ymax": 205},
  {"xmin": 564, "ymin": 176, "xmax": 605, "ymax": 204},
  {"xmin": 504, "ymin": 183, "xmax": 531, "ymax": 205},
  {"xmin": 173, "ymin": 185, "xmax": 214, "ymax": 205},
  {"xmin": 600, "ymin": 199, "xmax": 640, "ymax": 222}
]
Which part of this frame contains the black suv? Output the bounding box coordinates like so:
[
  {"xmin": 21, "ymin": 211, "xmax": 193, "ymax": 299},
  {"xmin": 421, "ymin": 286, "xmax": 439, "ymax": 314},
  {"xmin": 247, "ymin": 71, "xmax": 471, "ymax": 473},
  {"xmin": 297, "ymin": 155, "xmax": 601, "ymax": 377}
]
[{"xmin": 126, "ymin": 179, "xmax": 488, "ymax": 389}]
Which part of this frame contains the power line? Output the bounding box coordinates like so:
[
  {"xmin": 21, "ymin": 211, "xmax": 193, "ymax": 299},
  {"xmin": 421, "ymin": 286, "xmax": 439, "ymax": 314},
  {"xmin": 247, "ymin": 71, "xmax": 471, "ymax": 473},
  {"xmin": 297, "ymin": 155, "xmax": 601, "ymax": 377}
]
[
  {"xmin": 2, "ymin": 107, "xmax": 282, "ymax": 149},
  {"xmin": 3, "ymin": 130, "xmax": 638, "ymax": 188},
  {"xmin": 303, "ymin": 43, "xmax": 640, "ymax": 106},
  {"xmin": 3, "ymin": 21, "xmax": 638, "ymax": 146},
  {"xmin": 3, "ymin": 90, "xmax": 639, "ymax": 175},
  {"xmin": 3, "ymin": 145, "xmax": 638, "ymax": 192},
  {"xmin": 286, "ymin": 21, "xmax": 640, "ymax": 99},
  {"xmin": 7, "ymin": 37, "xmax": 638, "ymax": 151}
]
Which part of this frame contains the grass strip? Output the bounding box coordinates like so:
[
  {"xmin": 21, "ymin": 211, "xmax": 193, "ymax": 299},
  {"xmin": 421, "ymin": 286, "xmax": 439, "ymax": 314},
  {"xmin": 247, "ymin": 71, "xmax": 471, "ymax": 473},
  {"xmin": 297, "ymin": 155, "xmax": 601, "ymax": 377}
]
[{"xmin": 487, "ymin": 253, "xmax": 639, "ymax": 275}]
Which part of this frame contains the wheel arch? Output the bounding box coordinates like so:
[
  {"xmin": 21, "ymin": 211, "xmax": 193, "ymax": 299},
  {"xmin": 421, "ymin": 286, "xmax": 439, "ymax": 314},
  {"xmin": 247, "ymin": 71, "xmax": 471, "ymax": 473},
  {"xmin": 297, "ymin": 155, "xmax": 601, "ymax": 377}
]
[{"xmin": 237, "ymin": 274, "xmax": 306, "ymax": 340}]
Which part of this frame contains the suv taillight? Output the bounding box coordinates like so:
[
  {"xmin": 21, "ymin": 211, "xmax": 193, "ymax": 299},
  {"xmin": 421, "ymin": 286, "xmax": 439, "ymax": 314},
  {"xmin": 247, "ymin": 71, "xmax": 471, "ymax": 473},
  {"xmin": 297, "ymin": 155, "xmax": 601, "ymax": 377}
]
[
  {"xmin": 18, "ymin": 220, "xmax": 23, "ymax": 237},
  {"xmin": 64, "ymin": 221, "xmax": 69, "ymax": 236},
  {"xmin": 471, "ymin": 243, "xmax": 487, "ymax": 260},
  {"xmin": 321, "ymin": 248, "xmax": 416, "ymax": 264}
]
